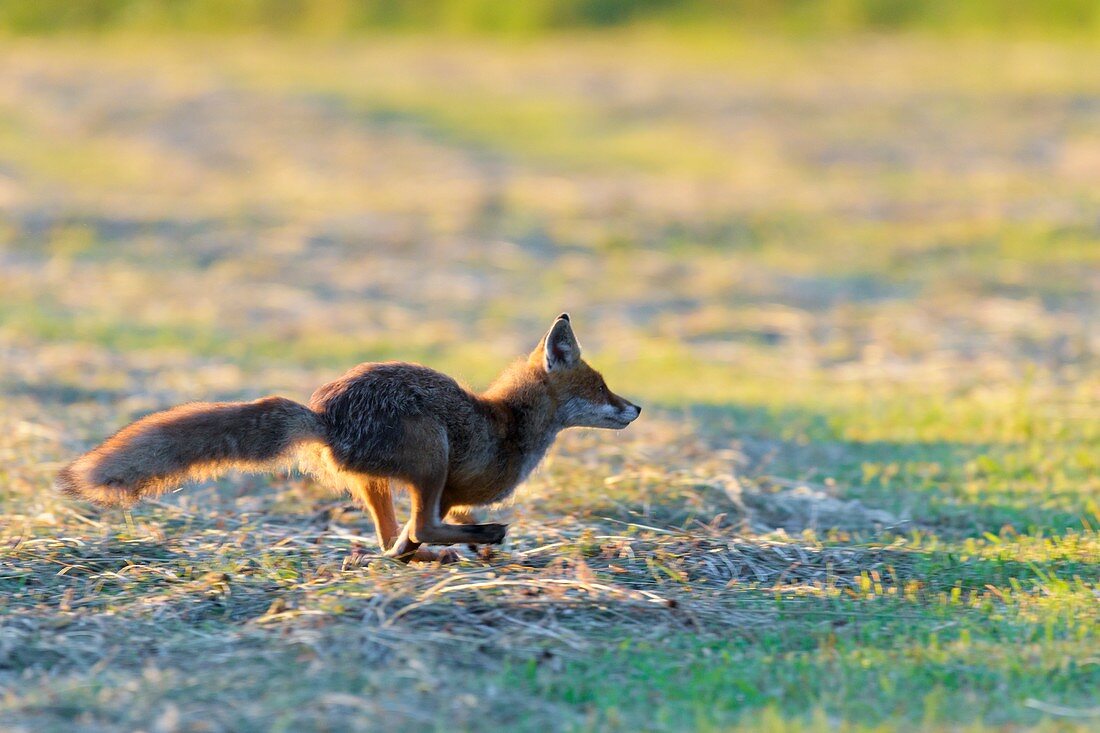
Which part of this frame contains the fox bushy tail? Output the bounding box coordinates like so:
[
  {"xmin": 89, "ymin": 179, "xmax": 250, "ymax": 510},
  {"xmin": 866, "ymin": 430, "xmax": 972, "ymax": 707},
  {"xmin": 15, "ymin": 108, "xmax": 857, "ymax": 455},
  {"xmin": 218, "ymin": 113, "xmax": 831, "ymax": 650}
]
[{"xmin": 56, "ymin": 396, "xmax": 327, "ymax": 507}]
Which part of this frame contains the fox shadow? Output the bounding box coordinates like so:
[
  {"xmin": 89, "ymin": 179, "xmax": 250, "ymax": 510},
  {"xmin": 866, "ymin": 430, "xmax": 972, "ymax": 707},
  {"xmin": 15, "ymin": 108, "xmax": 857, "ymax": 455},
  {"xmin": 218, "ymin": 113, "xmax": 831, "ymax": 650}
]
[{"xmin": 630, "ymin": 401, "xmax": 1094, "ymax": 537}]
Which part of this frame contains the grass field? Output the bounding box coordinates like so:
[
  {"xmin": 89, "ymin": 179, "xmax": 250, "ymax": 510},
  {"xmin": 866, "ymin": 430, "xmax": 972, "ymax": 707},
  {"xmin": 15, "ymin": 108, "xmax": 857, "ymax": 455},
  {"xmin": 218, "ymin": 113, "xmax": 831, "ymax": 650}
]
[{"xmin": 0, "ymin": 31, "xmax": 1098, "ymax": 732}]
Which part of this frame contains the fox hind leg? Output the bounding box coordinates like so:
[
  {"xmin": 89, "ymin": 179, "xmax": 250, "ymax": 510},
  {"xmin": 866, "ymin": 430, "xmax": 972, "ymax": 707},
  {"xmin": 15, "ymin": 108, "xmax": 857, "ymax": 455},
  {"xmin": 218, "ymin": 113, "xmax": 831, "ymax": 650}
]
[
  {"xmin": 345, "ymin": 474, "xmax": 448, "ymax": 563},
  {"xmin": 379, "ymin": 419, "xmax": 507, "ymax": 563},
  {"xmin": 385, "ymin": 467, "xmax": 507, "ymax": 563},
  {"xmin": 346, "ymin": 474, "xmax": 400, "ymax": 551}
]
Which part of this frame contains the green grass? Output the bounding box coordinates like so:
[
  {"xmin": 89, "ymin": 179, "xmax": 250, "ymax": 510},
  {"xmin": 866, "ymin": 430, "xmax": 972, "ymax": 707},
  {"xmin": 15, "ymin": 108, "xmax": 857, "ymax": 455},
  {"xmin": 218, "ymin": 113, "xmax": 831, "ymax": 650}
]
[
  {"xmin": 3, "ymin": 0, "xmax": 1100, "ymax": 36},
  {"xmin": 0, "ymin": 32, "xmax": 1098, "ymax": 732}
]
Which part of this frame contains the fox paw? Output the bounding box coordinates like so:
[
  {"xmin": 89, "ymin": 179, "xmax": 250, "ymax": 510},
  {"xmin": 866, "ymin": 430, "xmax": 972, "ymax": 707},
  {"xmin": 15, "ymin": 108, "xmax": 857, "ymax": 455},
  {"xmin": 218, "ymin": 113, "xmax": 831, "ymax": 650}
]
[{"xmin": 476, "ymin": 523, "xmax": 508, "ymax": 545}]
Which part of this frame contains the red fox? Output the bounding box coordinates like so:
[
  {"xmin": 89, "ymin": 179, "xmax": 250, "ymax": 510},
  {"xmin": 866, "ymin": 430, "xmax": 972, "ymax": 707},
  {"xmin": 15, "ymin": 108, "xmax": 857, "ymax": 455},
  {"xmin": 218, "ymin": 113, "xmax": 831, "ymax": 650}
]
[{"xmin": 56, "ymin": 315, "xmax": 640, "ymax": 561}]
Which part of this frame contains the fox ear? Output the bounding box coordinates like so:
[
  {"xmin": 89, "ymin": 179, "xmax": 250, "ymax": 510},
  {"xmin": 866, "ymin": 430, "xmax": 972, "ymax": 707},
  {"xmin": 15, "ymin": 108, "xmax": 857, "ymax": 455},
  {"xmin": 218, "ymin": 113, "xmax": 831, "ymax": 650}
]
[{"xmin": 542, "ymin": 315, "xmax": 580, "ymax": 372}]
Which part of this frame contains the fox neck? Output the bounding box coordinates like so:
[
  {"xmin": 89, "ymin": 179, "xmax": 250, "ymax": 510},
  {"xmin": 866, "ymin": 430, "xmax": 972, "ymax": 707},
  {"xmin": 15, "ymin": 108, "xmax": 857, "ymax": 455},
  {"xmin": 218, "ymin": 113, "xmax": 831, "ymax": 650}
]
[{"xmin": 481, "ymin": 360, "xmax": 563, "ymax": 485}]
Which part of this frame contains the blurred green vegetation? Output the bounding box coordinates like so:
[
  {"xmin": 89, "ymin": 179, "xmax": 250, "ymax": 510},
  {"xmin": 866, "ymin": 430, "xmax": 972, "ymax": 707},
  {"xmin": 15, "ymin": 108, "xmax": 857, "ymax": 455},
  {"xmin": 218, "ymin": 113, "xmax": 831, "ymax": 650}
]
[{"xmin": 2, "ymin": 0, "xmax": 1100, "ymax": 36}]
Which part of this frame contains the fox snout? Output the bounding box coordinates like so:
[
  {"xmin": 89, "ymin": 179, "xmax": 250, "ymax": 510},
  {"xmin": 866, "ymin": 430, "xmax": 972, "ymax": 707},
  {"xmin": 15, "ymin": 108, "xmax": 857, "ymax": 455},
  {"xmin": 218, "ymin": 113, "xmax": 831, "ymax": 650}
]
[
  {"xmin": 558, "ymin": 392, "xmax": 640, "ymax": 430},
  {"xmin": 569, "ymin": 391, "xmax": 640, "ymax": 429},
  {"xmin": 614, "ymin": 397, "xmax": 641, "ymax": 426},
  {"xmin": 607, "ymin": 391, "xmax": 642, "ymax": 424}
]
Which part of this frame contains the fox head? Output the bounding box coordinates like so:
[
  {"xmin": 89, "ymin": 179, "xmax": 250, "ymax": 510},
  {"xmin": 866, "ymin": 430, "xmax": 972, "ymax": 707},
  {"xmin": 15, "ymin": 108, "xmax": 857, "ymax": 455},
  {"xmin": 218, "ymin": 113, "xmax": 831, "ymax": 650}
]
[{"xmin": 530, "ymin": 314, "xmax": 641, "ymax": 430}]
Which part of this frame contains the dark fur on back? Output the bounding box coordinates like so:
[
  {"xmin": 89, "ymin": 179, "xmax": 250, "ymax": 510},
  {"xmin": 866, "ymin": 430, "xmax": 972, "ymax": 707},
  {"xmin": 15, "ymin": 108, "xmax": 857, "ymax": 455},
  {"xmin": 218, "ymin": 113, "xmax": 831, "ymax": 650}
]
[
  {"xmin": 56, "ymin": 397, "xmax": 324, "ymax": 507},
  {"xmin": 309, "ymin": 362, "xmax": 486, "ymax": 477}
]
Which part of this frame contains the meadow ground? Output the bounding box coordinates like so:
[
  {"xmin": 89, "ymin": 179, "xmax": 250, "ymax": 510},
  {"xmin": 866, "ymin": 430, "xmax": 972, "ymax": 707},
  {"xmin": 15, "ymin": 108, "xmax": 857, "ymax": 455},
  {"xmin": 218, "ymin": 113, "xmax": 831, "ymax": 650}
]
[{"xmin": 0, "ymin": 31, "xmax": 1098, "ymax": 732}]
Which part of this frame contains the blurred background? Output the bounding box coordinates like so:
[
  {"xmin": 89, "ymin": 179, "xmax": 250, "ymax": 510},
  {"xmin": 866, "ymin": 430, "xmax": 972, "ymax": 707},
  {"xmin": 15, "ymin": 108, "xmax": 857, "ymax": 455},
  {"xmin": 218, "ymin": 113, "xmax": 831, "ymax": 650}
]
[
  {"xmin": 5, "ymin": 0, "xmax": 1100, "ymax": 35},
  {"xmin": 1, "ymin": 3, "xmax": 1099, "ymax": 730}
]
